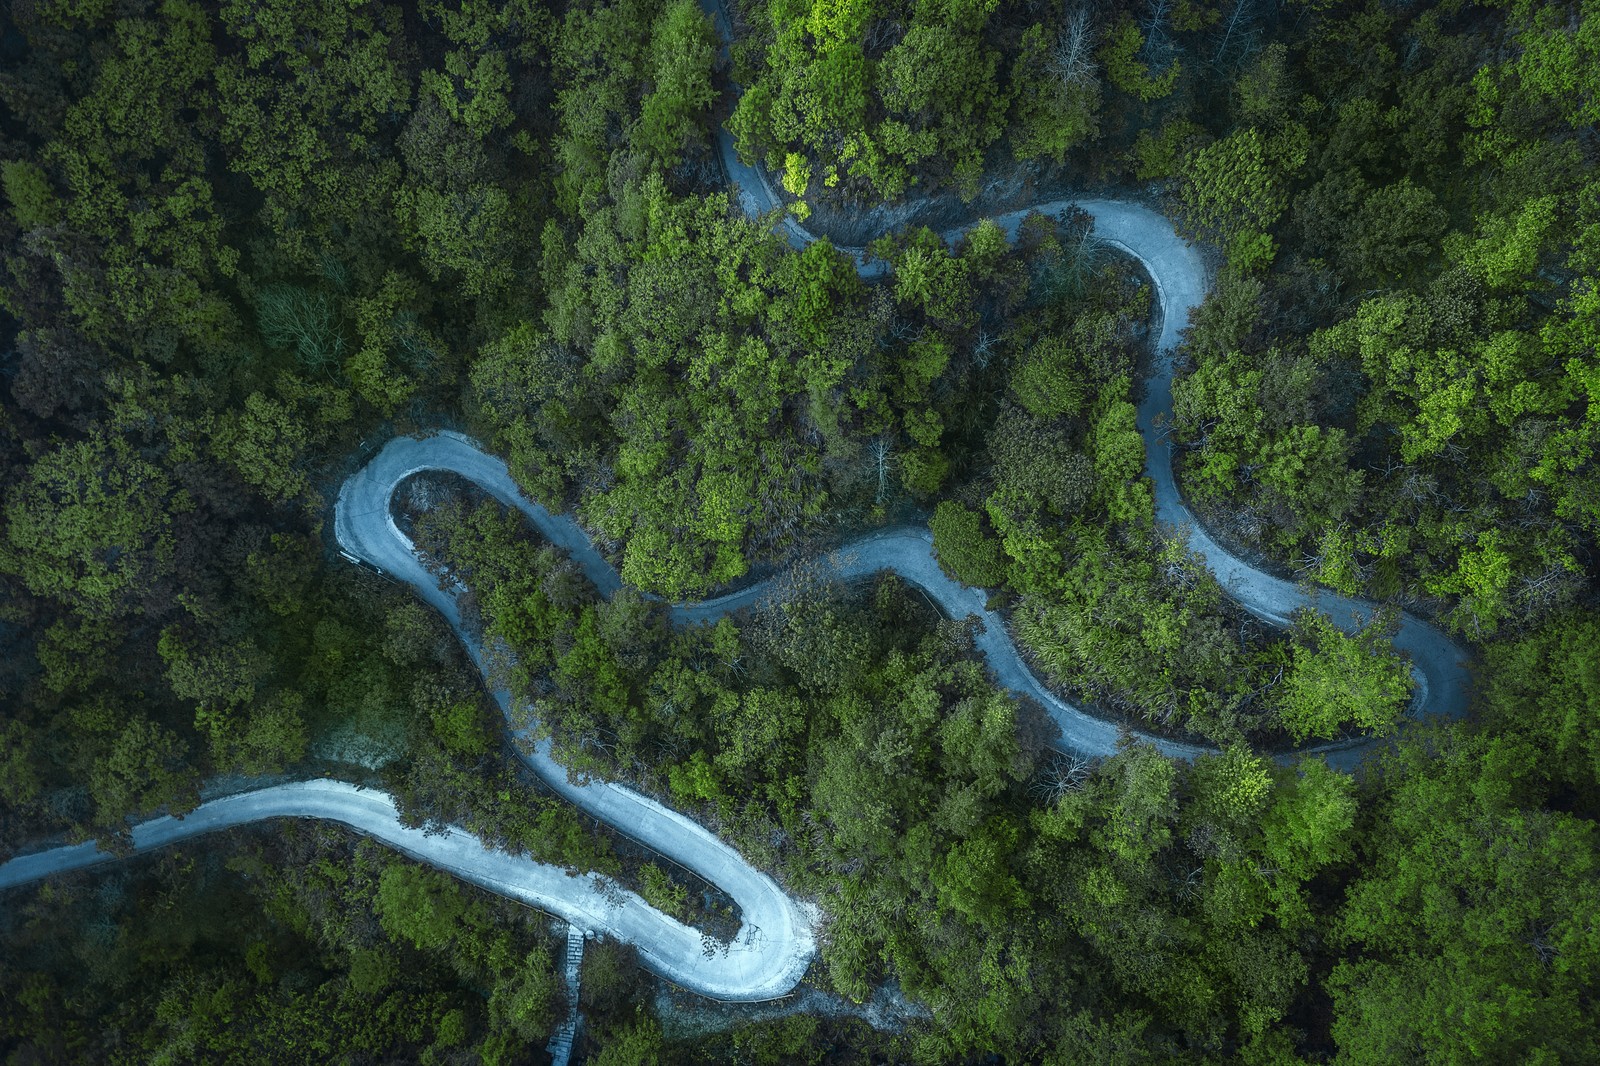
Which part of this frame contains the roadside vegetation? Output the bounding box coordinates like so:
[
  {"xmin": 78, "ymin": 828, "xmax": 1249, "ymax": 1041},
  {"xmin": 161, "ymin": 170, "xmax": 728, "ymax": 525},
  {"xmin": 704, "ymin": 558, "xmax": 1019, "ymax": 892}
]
[{"xmin": 2, "ymin": 0, "xmax": 1597, "ymax": 1062}]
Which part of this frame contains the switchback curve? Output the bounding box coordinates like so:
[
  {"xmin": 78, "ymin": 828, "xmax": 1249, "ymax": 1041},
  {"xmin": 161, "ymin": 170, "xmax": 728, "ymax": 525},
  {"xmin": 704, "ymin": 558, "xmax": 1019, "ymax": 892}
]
[
  {"xmin": 0, "ymin": 779, "xmax": 813, "ymax": 1002},
  {"xmin": 0, "ymin": 6, "xmax": 1472, "ymax": 1008},
  {"xmin": 697, "ymin": 1, "xmax": 1470, "ymax": 766}
]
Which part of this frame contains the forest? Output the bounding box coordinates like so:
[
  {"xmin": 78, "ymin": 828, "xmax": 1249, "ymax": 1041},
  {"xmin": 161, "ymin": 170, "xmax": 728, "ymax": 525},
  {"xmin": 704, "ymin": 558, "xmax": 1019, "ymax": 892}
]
[{"xmin": 0, "ymin": 0, "xmax": 1597, "ymax": 1061}]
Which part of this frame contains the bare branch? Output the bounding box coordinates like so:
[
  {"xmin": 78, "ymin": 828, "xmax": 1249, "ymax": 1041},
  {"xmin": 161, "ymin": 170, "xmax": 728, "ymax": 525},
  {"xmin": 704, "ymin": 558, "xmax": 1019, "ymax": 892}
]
[
  {"xmin": 1030, "ymin": 750, "xmax": 1097, "ymax": 803},
  {"xmin": 1049, "ymin": 8, "xmax": 1097, "ymax": 90},
  {"xmin": 869, "ymin": 437, "xmax": 894, "ymax": 503}
]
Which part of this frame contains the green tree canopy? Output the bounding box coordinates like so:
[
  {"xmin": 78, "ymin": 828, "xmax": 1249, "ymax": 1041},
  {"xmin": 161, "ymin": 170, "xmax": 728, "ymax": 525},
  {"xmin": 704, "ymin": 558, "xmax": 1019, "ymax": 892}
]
[
  {"xmin": 2, "ymin": 435, "xmax": 179, "ymax": 620},
  {"xmin": 1277, "ymin": 608, "xmax": 1413, "ymax": 742}
]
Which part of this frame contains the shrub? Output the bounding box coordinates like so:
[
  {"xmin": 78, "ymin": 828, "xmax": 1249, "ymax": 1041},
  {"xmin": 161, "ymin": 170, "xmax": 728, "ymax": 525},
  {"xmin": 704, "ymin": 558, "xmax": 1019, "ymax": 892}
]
[{"xmin": 930, "ymin": 501, "xmax": 1006, "ymax": 588}]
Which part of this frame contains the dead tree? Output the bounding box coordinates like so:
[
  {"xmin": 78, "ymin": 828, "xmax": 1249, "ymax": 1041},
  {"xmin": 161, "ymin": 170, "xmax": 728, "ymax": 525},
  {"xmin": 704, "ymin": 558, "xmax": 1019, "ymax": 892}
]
[
  {"xmin": 1213, "ymin": 0, "xmax": 1258, "ymax": 66},
  {"xmin": 869, "ymin": 437, "xmax": 895, "ymax": 503},
  {"xmin": 1031, "ymin": 750, "xmax": 1097, "ymax": 803},
  {"xmin": 1049, "ymin": 8, "xmax": 1097, "ymax": 89}
]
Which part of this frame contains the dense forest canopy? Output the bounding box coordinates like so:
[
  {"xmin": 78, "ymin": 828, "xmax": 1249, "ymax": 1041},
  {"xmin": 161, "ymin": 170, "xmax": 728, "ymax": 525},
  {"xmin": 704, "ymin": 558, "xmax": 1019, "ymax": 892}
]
[{"xmin": 1, "ymin": 0, "xmax": 1597, "ymax": 1061}]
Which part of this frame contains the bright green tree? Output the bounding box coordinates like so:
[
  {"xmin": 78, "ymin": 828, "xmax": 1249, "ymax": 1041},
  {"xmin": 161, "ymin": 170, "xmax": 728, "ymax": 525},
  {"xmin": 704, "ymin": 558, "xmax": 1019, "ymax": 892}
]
[
  {"xmin": 930, "ymin": 501, "xmax": 1006, "ymax": 588},
  {"xmin": 1277, "ymin": 608, "xmax": 1413, "ymax": 742}
]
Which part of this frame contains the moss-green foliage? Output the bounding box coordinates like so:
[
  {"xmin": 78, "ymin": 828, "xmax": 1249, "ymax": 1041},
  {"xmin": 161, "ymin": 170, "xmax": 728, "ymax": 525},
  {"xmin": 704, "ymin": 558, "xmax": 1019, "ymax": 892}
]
[
  {"xmin": 1171, "ymin": 280, "xmax": 1364, "ymax": 548},
  {"xmin": 3, "ymin": 0, "xmax": 1600, "ymax": 1060},
  {"xmin": 433, "ymin": 486, "xmax": 1390, "ymax": 1056},
  {"xmin": 1099, "ymin": 18, "xmax": 1181, "ymax": 103},
  {"xmin": 1480, "ymin": 610, "xmax": 1600, "ymax": 801},
  {"xmin": 634, "ymin": 0, "xmax": 719, "ymax": 165},
  {"xmin": 1330, "ymin": 731, "xmax": 1600, "ymax": 1063},
  {"xmin": 732, "ymin": 0, "xmax": 1022, "ymax": 198},
  {"xmin": 726, "ymin": 0, "xmax": 1226, "ymax": 201},
  {"xmin": 0, "ymin": 0, "xmax": 570, "ymax": 854},
  {"xmin": 0, "ymin": 160, "xmax": 60, "ymax": 229},
  {"xmin": 1178, "ymin": 126, "xmax": 1291, "ymax": 270},
  {"xmin": 547, "ymin": 176, "xmax": 829, "ymax": 595},
  {"xmin": 0, "ymin": 828, "xmax": 565, "ymax": 1062},
  {"xmin": 930, "ymin": 500, "xmax": 1006, "ymax": 587},
  {"xmin": 1277, "ymin": 608, "xmax": 1413, "ymax": 743},
  {"xmin": 1008, "ymin": 23, "xmax": 1101, "ymax": 164},
  {"xmin": 2, "ymin": 435, "xmax": 176, "ymax": 620},
  {"xmin": 637, "ymin": 862, "xmax": 692, "ymax": 922},
  {"xmin": 1167, "ymin": 0, "xmax": 1600, "ymax": 643},
  {"xmin": 477, "ymin": 178, "xmax": 1027, "ymax": 596},
  {"xmin": 942, "ymin": 250, "xmax": 1293, "ymax": 744}
]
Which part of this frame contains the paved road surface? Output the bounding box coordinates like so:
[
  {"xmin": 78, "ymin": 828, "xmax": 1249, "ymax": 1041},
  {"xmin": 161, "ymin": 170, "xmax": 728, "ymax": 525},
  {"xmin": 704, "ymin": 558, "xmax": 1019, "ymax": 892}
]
[
  {"xmin": 0, "ymin": 780, "xmax": 810, "ymax": 1000},
  {"xmin": 0, "ymin": 1, "xmax": 1471, "ymax": 1005}
]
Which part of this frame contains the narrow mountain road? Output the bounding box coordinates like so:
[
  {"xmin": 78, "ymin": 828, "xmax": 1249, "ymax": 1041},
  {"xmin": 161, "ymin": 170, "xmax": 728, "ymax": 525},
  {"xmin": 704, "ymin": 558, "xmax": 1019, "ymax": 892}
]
[
  {"xmin": 698, "ymin": 30, "xmax": 1470, "ymax": 765},
  {"xmin": 0, "ymin": 780, "xmax": 807, "ymax": 1002},
  {"xmin": 0, "ymin": 0, "xmax": 1471, "ymax": 1006}
]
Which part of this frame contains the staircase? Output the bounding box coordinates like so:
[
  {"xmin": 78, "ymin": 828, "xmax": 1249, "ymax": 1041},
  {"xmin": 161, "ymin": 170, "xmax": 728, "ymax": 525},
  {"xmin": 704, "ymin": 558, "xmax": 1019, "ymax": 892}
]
[{"xmin": 545, "ymin": 925, "xmax": 587, "ymax": 1066}]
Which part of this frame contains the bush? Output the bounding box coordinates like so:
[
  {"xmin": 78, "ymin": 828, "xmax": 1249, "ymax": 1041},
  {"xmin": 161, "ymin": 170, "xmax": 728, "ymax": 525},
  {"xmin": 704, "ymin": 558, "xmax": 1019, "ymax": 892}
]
[
  {"xmin": 930, "ymin": 501, "xmax": 1006, "ymax": 588},
  {"xmin": 1277, "ymin": 608, "xmax": 1413, "ymax": 742}
]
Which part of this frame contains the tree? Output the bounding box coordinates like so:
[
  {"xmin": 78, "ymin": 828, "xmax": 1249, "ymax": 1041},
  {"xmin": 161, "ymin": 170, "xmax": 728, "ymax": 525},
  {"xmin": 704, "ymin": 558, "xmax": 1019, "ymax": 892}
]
[
  {"xmin": 210, "ymin": 390, "xmax": 316, "ymax": 504},
  {"xmin": 87, "ymin": 714, "xmax": 200, "ymax": 833},
  {"xmin": 1235, "ymin": 42, "xmax": 1292, "ymax": 127},
  {"xmin": 1425, "ymin": 529, "xmax": 1516, "ymax": 636},
  {"xmin": 930, "ymin": 501, "xmax": 1006, "ymax": 587},
  {"xmin": 423, "ymin": 49, "xmax": 514, "ymax": 139},
  {"xmin": 1, "ymin": 159, "xmax": 60, "ymax": 230},
  {"xmin": 1189, "ymin": 756, "xmax": 1358, "ymax": 932},
  {"xmin": 1259, "ymin": 760, "xmax": 1357, "ymax": 890},
  {"xmin": 711, "ymin": 685, "xmax": 807, "ymax": 808},
  {"xmin": 214, "ymin": 0, "xmax": 411, "ymax": 269},
  {"xmin": 0, "ymin": 719, "xmax": 44, "ymax": 809},
  {"xmin": 389, "ymin": 86, "xmax": 522, "ymax": 300},
  {"xmin": 1099, "ymin": 18, "xmax": 1180, "ymax": 102},
  {"xmin": 1010, "ymin": 333, "xmax": 1089, "ymax": 419},
  {"xmin": 730, "ymin": 0, "xmax": 1010, "ymax": 199},
  {"xmin": 31, "ymin": 0, "xmax": 238, "ymax": 357},
  {"xmin": 1091, "ymin": 387, "xmax": 1150, "ymax": 525},
  {"xmin": 633, "ymin": 0, "xmax": 718, "ymax": 165},
  {"xmin": 1468, "ymin": 0, "xmax": 1600, "ymax": 146},
  {"xmin": 8, "ymin": 327, "xmax": 107, "ymax": 423},
  {"xmin": 376, "ymin": 865, "xmax": 474, "ymax": 954},
  {"xmin": 590, "ymin": 1014, "xmax": 666, "ymax": 1066},
  {"xmin": 347, "ymin": 270, "xmax": 437, "ymax": 413},
  {"xmin": 1344, "ymin": 179, "xmax": 1447, "ymax": 284},
  {"xmin": 471, "ymin": 321, "xmax": 597, "ymax": 505},
  {"xmin": 394, "ymin": 182, "xmax": 514, "ymax": 301},
  {"xmin": 1179, "ymin": 127, "xmax": 1290, "ymax": 269},
  {"xmin": 933, "ymin": 816, "xmax": 1028, "ymax": 925},
  {"xmin": 1186, "ymin": 744, "xmax": 1272, "ymax": 829},
  {"xmin": 1130, "ymin": 118, "xmax": 1206, "ymax": 181},
  {"xmin": 775, "ymin": 237, "xmax": 863, "ymax": 357},
  {"xmin": 1277, "ymin": 608, "xmax": 1412, "ymax": 742},
  {"xmin": 1331, "ymin": 733, "xmax": 1600, "ymax": 1063},
  {"xmin": 253, "ymin": 283, "xmax": 346, "ymax": 373},
  {"xmin": 2, "ymin": 434, "xmax": 177, "ymax": 620},
  {"xmin": 1448, "ymin": 194, "xmax": 1559, "ymax": 293},
  {"xmin": 877, "ymin": 14, "xmax": 1006, "ymax": 199},
  {"xmin": 727, "ymin": 0, "xmax": 874, "ymax": 184},
  {"xmin": 158, "ymin": 623, "xmax": 265, "ymax": 722},
  {"xmin": 223, "ymin": 692, "xmax": 309, "ymax": 775},
  {"xmin": 1010, "ymin": 16, "xmax": 1100, "ymax": 163},
  {"xmin": 1481, "ymin": 611, "xmax": 1600, "ymax": 799},
  {"xmin": 487, "ymin": 949, "xmax": 560, "ymax": 1041}
]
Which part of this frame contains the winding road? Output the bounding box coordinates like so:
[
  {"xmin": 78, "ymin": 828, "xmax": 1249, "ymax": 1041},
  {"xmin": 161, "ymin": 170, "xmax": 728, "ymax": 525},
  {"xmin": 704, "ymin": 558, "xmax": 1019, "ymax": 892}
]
[{"xmin": 0, "ymin": 0, "xmax": 1471, "ymax": 1007}]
